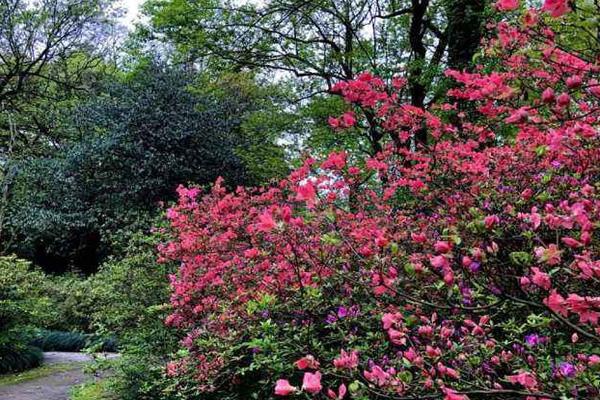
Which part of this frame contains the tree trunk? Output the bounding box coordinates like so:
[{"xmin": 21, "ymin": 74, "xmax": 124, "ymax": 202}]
[{"xmin": 445, "ymin": 0, "xmax": 487, "ymax": 71}]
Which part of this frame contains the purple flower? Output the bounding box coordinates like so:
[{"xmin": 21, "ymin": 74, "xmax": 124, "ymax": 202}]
[
  {"xmin": 348, "ymin": 305, "xmax": 361, "ymax": 317},
  {"xmin": 325, "ymin": 314, "xmax": 337, "ymax": 324},
  {"xmin": 469, "ymin": 261, "xmax": 481, "ymax": 273},
  {"xmin": 337, "ymin": 306, "xmax": 348, "ymax": 318},
  {"xmin": 559, "ymin": 362, "xmax": 576, "ymax": 378},
  {"xmin": 524, "ymin": 333, "xmax": 542, "ymax": 347}
]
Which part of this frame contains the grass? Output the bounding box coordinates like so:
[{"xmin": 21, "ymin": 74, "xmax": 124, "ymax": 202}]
[
  {"xmin": 0, "ymin": 362, "xmax": 78, "ymax": 387},
  {"xmin": 70, "ymin": 379, "xmax": 116, "ymax": 400}
]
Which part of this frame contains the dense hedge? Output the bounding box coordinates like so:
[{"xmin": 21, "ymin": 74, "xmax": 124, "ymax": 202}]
[
  {"xmin": 0, "ymin": 346, "xmax": 43, "ymax": 375},
  {"xmin": 30, "ymin": 330, "xmax": 117, "ymax": 353}
]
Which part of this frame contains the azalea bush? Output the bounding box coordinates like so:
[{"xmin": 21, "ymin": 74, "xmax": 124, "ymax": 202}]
[{"xmin": 160, "ymin": 2, "xmax": 600, "ymax": 399}]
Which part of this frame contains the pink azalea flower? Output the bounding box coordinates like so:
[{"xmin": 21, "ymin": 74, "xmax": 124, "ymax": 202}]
[
  {"xmin": 566, "ymin": 75, "xmax": 582, "ymax": 88},
  {"xmin": 506, "ymin": 371, "xmax": 538, "ymax": 389},
  {"xmin": 544, "ymin": 290, "xmax": 568, "ymax": 316},
  {"xmin": 556, "ymin": 92, "xmax": 571, "ymax": 107},
  {"xmin": 541, "ymin": 0, "xmax": 570, "ymax": 17},
  {"xmin": 560, "ymin": 237, "xmax": 582, "ymax": 248},
  {"xmin": 534, "ymin": 245, "xmax": 562, "ymax": 265},
  {"xmin": 430, "ymin": 255, "xmax": 450, "ymax": 270},
  {"xmin": 411, "ymin": 232, "xmax": 427, "ymax": 243},
  {"xmin": 257, "ymin": 211, "xmax": 277, "ymax": 232},
  {"xmin": 443, "ymin": 388, "xmax": 469, "ymax": 400},
  {"xmin": 326, "ymin": 383, "xmax": 347, "ymax": 399},
  {"xmin": 295, "ymin": 355, "xmax": 320, "ymax": 370},
  {"xmin": 434, "ymin": 241, "xmax": 452, "ymax": 253},
  {"xmin": 341, "ymin": 112, "xmax": 356, "ymax": 127},
  {"xmin": 275, "ymin": 379, "xmax": 297, "ymax": 396},
  {"xmin": 523, "ymin": 9, "xmax": 539, "ymax": 26},
  {"xmin": 296, "ymin": 182, "xmax": 317, "ymax": 203},
  {"xmin": 321, "ymin": 151, "xmax": 347, "ymax": 170},
  {"xmin": 328, "ymin": 116, "xmax": 340, "ymax": 128},
  {"xmin": 364, "ymin": 365, "xmax": 391, "ymax": 386},
  {"xmin": 484, "ymin": 215, "xmax": 500, "ymax": 229},
  {"xmin": 496, "ymin": 0, "xmax": 519, "ymax": 11},
  {"xmin": 541, "ymin": 88, "xmax": 555, "ymax": 103},
  {"xmin": 302, "ymin": 371, "xmax": 322, "ymax": 394},
  {"xmin": 530, "ymin": 267, "xmax": 551, "ymax": 290},
  {"xmin": 333, "ymin": 350, "xmax": 359, "ymax": 370}
]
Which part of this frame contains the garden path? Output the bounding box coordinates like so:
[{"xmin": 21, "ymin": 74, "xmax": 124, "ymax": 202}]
[{"xmin": 0, "ymin": 352, "xmax": 117, "ymax": 400}]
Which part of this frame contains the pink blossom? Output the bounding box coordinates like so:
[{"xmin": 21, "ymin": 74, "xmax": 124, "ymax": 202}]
[
  {"xmin": 566, "ymin": 75, "xmax": 582, "ymax": 89},
  {"xmin": 556, "ymin": 92, "xmax": 571, "ymax": 107},
  {"xmin": 326, "ymin": 384, "xmax": 347, "ymax": 399},
  {"xmin": 530, "ymin": 267, "xmax": 551, "ymax": 290},
  {"xmin": 430, "ymin": 255, "xmax": 450, "ymax": 270},
  {"xmin": 544, "ymin": 290, "xmax": 568, "ymax": 316},
  {"xmin": 333, "ymin": 350, "xmax": 359, "ymax": 370},
  {"xmin": 443, "ymin": 388, "xmax": 469, "ymax": 400},
  {"xmin": 363, "ymin": 365, "xmax": 391, "ymax": 386},
  {"xmin": 534, "ymin": 245, "xmax": 562, "ymax": 265},
  {"xmin": 541, "ymin": 0, "xmax": 570, "ymax": 17},
  {"xmin": 296, "ymin": 182, "xmax": 316, "ymax": 203},
  {"xmin": 295, "ymin": 355, "xmax": 320, "ymax": 370},
  {"xmin": 275, "ymin": 379, "xmax": 297, "ymax": 396},
  {"xmin": 322, "ymin": 152, "xmax": 347, "ymax": 170},
  {"xmin": 341, "ymin": 112, "xmax": 356, "ymax": 127},
  {"xmin": 302, "ymin": 371, "xmax": 322, "ymax": 394},
  {"xmin": 506, "ymin": 371, "xmax": 538, "ymax": 389},
  {"xmin": 496, "ymin": 0, "xmax": 518, "ymax": 11},
  {"xmin": 257, "ymin": 211, "xmax": 277, "ymax": 232},
  {"xmin": 484, "ymin": 215, "xmax": 500, "ymax": 229},
  {"xmin": 560, "ymin": 237, "xmax": 582, "ymax": 248},
  {"xmin": 541, "ymin": 88, "xmax": 555, "ymax": 103},
  {"xmin": 434, "ymin": 241, "xmax": 452, "ymax": 253}
]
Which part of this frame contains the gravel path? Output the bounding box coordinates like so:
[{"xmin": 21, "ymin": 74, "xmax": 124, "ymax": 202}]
[{"xmin": 0, "ymin": 352, "xmax": 118, "ymax": 400}]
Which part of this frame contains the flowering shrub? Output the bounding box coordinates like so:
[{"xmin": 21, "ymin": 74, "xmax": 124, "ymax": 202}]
[{"xmin": 160, "ymin": 2, "xmax": 600, "ymax": 399}]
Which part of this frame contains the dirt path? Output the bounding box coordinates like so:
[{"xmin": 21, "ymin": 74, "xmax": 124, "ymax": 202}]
[{"xmin": 0, "ymin": 352, "xmax": 117, "ymax": 400}]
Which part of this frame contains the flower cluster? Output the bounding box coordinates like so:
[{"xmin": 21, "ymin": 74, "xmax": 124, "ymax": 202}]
[{"xmin": 160, "ymin": 4, "xmax": 600, "ymax": 399}]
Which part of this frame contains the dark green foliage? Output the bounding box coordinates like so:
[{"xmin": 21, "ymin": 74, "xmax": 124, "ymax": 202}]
[
  {"xmin": 30, "ymin": 331, "xmax": 87, "ymax": 352},
  {"xmin": 4, "ymin": 63, "xmax": 275, "ymax": 273},
  {"xmin": 30, "ymin": 330, "xmax": 118, "ymax": 353},
  {"xmin": 0, "ymin": 346, "xmax": 43, "ymax": 375}
]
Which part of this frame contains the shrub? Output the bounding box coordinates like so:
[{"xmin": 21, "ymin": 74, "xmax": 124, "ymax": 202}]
[
  {"xmin": 29, "ymin": 330, "xmax": 117, "ymax": 353},
  {"xmin": 88, "ymin": 230, "xmax": 181, "ymax": 399},
  {"xmin": 30, "ymin": 330, "xmax": 88, "ymax": 352},
  {"xmin": 160, "ymin": 4, "xmax": 600, "ymax": 400},
  {"xmin": 0, "ymin": 256, "xmax": 51, "ymax": 374},
  {"xmin": 0, "ymin": 346, "xmax": 43, "ymax": 375}
]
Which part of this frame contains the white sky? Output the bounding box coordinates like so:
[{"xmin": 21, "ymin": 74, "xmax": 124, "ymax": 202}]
[{"xmin": 120, "ymin": 0, "xmax": 144, "ymax": 27}]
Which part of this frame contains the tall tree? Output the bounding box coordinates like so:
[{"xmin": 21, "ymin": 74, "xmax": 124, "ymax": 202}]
[
  {"xmin": 4, "ymin": 63, "xmax": 287, "ymax": 273},
  {"xmin": 142, "ymin": 0, "xmax": 489, "ymax": 151},
  {"xmin": 0, "ymin": 0, "xmax": 117, "ymax": 243}
]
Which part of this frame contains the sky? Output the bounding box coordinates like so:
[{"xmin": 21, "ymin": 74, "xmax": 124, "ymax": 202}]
[{"xmin": 121, "ymin": 0, "xmax": 144, "ymax": 27}]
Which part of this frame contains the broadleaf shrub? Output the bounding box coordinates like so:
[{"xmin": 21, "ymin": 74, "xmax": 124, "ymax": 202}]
[
  {"xmin": 89, "ymin": 230, "xmax": 183, "ymax": 400},
  {"xmin": 0, "ymin": 256, "xmax": 49, "ymax": 374},
  {"xmin": 160, "ymin": 4, "xmax": 600, "ymax": 400}
]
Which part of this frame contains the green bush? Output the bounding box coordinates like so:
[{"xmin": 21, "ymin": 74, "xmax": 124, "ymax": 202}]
[
  {"xmin": 0, "ymin": 345, "xmax": 43, "ymax": 374},
  {"xmin": 0, "ymin": 256, "xmax": 53, "ymax": 374},
  {"xmin": 30, "ymin": 330, "xmax": 119, "ymax": 353},
  {"xmin": 30, "ymin": 330, "xmax": 87, "ymax": 352},
  {"xmin": 87, "ymin": 230, "xmax": 181, "ymax": 399}
]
